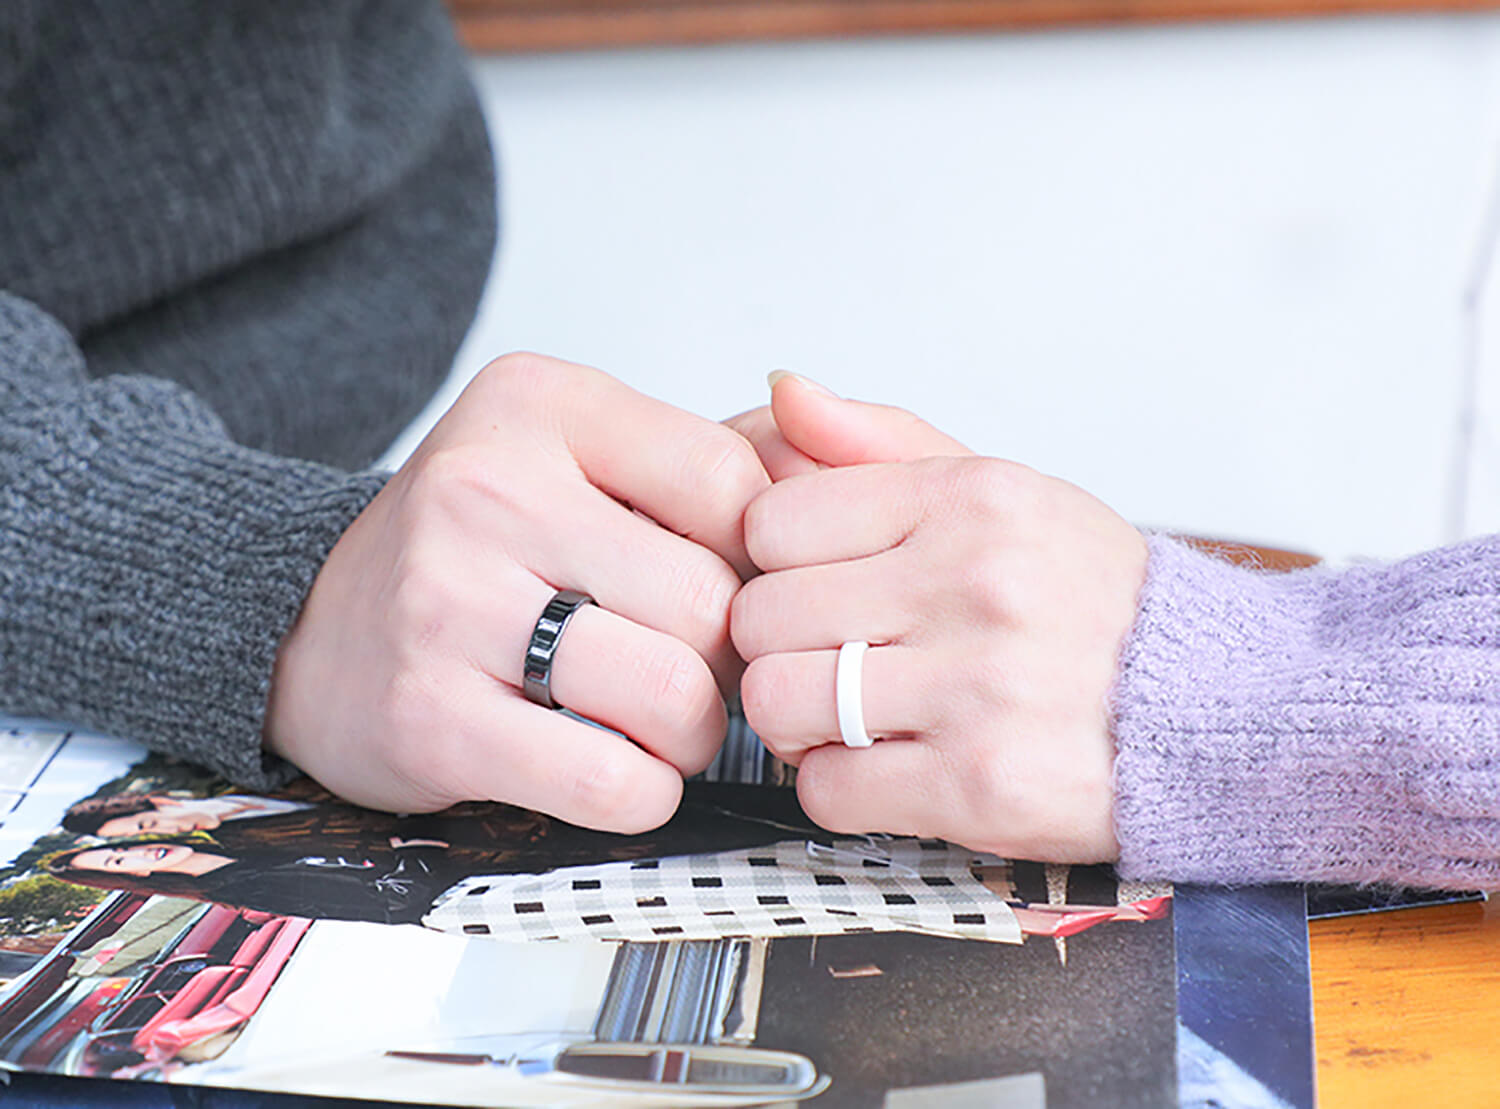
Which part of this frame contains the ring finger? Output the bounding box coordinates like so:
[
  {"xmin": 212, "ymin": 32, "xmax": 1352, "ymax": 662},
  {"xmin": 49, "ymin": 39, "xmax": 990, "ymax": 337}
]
[
  {"xmin": 480, "ymin": 573, "xmax": 728, "ymax": 778},
  {"xmin": 741, "ymin": 645, "xmax": 935, "ymax": 762}
]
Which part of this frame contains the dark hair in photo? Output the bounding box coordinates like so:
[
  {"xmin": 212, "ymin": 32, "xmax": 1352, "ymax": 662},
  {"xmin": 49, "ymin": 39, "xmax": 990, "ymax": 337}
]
[
  {"xmin": 61, "ymin": 794, "xmax": 158, "ymax": 837},
  {"xmin": 44, "ymin": 836, "xmax": 221, "ymax": 903}
]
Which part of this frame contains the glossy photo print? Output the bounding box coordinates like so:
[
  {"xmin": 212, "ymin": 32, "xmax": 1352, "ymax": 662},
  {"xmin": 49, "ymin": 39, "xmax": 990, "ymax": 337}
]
[{"xmin": 0, "ymin": 718, "xmax": 1307, "ymax": 1107}]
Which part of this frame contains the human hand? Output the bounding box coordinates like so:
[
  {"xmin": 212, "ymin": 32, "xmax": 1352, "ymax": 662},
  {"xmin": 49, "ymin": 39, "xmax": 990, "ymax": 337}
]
[
  {"xmin": 731, "ymin": 375, "xmax": 1147, "ymax": 862},
  {"xmin": 266, "ymin": 353, "xmax": 769, "ymax": 831}
]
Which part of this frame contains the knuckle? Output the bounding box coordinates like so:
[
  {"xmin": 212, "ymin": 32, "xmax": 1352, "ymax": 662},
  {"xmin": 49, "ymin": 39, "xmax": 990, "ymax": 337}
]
[
  {"xmin": 636, "ymin": 640, "xmax": 716, "ymax": 728},
  {"xmin": 722, "ymin": 405, "xmax": 770, "ymax": 442},
  {"xmin": 474, "ymin": 350, "xmax": 557, "ymax": 403},
  {"xmin": 682, "ymin": 426, "xmax": 765, "ymax": 510},
  {"xmin": 795, "ymin": 759, "xmax": 858, "ymax": 833},
  {"xmin": 741, "ymin": 490, "xmax": 782, "ymax": 572},
  {"xmin": 959, "ymin": 547, "xmax": 1024, "ymax": 622},
  {"xmin": 678, "ymin": 555, "xmax": 739, "ymax": 648},
  {"xmin": 408, "ymin": 446, "xmax": 504, "ymax": 512},
  {"xmin": 941, "ymin": 457, "xmax": 1040, "ymax": 519},
  {"xmin": 728, "ymin": 575, "xmax": 771, "ymax": 660},
  {"xmin": 958, "ymin": 459, "xmax": 1017, "ymax": 515},
  {"xmin": 739, "ymin": 656, "xmax": 791, "ymax": 737},
  {"xmin": 387, "ymin": 543, "xmax": 460, "ymax": 641},
  {"xmin": 405, "ymin": 446, "xmax": 542, "ymax": 542},
  {"xmin": 566, "ymin": 755, "xmax": 633, "ymax": 828},
  {"xmin": 566, "ymin": 756, "xmax": 677, "ymax": 834}
]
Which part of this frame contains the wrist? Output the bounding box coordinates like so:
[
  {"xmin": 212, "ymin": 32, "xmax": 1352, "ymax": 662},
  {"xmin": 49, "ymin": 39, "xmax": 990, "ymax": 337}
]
[{"xmin": 1110, "ymin": 535, "xmax": 1325, "ymax": 884}]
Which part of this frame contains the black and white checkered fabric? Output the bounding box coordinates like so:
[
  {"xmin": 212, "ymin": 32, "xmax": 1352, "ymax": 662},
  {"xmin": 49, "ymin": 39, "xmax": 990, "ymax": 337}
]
[{"xmin": 424, "ymin": 836, "xmax": 1024, "ymax": 945}]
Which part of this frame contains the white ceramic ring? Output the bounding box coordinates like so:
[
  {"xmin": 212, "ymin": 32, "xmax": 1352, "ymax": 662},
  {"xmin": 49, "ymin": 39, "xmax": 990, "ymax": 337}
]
[{"xmin": 836, "ymin": 640, "xmax": 873, "ymax": 749}]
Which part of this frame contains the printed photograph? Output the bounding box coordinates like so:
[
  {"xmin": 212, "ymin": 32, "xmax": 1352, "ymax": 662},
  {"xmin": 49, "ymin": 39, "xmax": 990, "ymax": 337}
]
[{"xmin": 0, "ymin": 719, "xmax": 1191, "ymax": 1107}]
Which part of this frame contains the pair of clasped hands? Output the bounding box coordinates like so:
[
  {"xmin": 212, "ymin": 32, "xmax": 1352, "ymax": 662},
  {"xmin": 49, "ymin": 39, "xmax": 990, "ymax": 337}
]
[{"xmin": 267, "ymin": 354, "xmax": 1147, "ymax": 865}]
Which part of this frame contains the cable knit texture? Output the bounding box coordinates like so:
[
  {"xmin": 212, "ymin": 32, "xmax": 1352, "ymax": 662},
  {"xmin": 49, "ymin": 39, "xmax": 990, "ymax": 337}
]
[
  {"xmin": 1112, "ymin": 534, "xmax": 1500, "ymax": 890},
  {"xmin": 0, "ymin": 1, "xmax": 496, "ymax": 785}
]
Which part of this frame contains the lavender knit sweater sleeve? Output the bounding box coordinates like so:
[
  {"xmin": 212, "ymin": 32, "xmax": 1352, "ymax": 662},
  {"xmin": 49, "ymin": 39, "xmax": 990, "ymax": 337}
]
[{"xmin": 1112, "ymin": 534, "xmax": 1500, "ymax": 890}]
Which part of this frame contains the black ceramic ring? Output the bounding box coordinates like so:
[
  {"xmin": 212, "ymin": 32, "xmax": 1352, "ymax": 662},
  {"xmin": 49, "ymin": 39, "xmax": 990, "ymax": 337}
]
[{"xmin": 522, "ymin": 589, "xmax": 596, "ymax": 710}]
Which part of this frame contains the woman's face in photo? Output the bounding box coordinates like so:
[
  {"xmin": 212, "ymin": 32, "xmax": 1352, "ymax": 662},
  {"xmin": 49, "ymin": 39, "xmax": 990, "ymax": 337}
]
[
  {"xmin": 69, "ymin": 842, "xmax": 197, "ymax": 876},
  {"xmin": 95, "ymin": 799, "xmax": 219, "ymax": 838}
]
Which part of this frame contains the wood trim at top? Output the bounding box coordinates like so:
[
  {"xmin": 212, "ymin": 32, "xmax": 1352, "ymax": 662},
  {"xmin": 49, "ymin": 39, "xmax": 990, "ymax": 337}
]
[
  {"xmin": 1175, "ymin": 536, "xmax": 1321, "ymax": 572},
  {"xmin": 448, "ymin": 0, "xmax": 1500, "ymax": 53}
]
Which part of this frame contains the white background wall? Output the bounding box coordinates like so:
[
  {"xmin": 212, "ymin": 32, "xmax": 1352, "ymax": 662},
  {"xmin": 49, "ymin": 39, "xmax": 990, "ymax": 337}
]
[{"xmin": 388, "ymin": 12, "xmax": 1500, "ymax": 563}]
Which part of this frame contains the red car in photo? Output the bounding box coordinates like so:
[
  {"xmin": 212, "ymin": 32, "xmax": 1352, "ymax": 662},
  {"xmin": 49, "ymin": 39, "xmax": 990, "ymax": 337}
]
[{"xmin": 0, "ymin": 891, "xmax": 310, "ymax": 1076}]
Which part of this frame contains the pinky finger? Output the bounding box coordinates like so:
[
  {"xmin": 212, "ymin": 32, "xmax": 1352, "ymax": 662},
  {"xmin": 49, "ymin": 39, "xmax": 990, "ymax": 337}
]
[
  {"xmin": 741, "ymin": 646, "xmax": 931, "ymax": 764},
  {"xmin": 463, "ymin": 682, "xmax": 686, "ymax": 834},
  {"xmin": 793, "ymin": 740, "xmax": 949, "ymax": 840}
]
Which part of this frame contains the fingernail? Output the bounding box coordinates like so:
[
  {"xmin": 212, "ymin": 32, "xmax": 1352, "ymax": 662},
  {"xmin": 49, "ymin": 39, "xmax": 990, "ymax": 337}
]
[{"xmin": 767, "ymin": 370, "xmax": 837, "ymax": 397}]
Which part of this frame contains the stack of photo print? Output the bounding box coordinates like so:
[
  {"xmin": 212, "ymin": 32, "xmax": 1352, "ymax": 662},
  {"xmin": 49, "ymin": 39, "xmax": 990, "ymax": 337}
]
[{"xmin": 0, "ymin": 716, "xmax": 1318, "ymax": 1108}]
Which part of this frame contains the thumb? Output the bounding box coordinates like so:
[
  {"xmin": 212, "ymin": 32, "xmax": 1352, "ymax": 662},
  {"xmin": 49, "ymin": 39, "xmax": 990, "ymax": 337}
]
[{"xmin": 767, "ymin": 371, "xmax": 973, "ymax": 466}]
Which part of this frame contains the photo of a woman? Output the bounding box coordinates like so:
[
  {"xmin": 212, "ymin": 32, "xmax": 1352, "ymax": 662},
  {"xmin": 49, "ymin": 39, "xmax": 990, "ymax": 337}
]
[
  {"xmin": 48, "ymin": 835, "xmax": 463, "ymax": 925},
  {"xmin": 46, "ymin": 783, "xmax": 1166, "ymax": 941},
  {"xmin": 46, "ymin": 781, "xmax": 821, "ymax": 925},
  {"xmin": 62, "ymin": 793, "xmax": 313, "ymax": 838}
]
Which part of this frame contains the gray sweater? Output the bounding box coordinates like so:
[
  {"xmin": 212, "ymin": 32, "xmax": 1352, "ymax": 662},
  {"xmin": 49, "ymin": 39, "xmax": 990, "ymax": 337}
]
[{"xmin": 0, "ymin": 1, "xmax": 497, "ymax": 785}]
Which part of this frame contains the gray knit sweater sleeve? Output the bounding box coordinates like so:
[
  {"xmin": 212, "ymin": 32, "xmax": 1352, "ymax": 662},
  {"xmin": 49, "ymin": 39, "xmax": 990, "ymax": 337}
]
[
  {"xmin": 0, "ymin": 294, "xmax": 385, "ymax": 786},
  {"xmin": 0, "ymin": 1, "xmax": 497, "ymax": 787}
]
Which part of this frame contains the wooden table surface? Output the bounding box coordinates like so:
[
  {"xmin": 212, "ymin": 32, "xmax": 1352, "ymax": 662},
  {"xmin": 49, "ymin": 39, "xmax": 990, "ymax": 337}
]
[{"xmin": 1310, "ymin": 899, "xmax": 1500, "ymax": 1106}]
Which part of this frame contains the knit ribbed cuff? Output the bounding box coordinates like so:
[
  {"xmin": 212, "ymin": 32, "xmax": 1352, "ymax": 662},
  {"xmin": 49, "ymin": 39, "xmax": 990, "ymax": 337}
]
[
  {"xmin": 0, "ymin": 318, "xmax": 387, "ymax": 786},
  {"xmin": 1111, "ymin": 535, "xmax": 1500, "ymax": 890}
]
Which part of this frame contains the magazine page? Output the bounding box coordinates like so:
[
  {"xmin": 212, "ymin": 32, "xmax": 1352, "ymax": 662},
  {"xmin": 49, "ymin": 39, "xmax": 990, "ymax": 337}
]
[
  {"xmin": 1174, "ymin": 884, "xmax": 1314, "ymax": 1109},
  {"xmin": 0, "ymin": 717, "xmax": 1302, "ymax": 1108}
]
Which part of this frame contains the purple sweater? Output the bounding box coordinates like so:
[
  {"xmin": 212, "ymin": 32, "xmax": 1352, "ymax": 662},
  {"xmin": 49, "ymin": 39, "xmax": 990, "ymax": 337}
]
[{"xmin": 1112, "ymin": 534, "xmax": 1500, "ymax": 890}]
